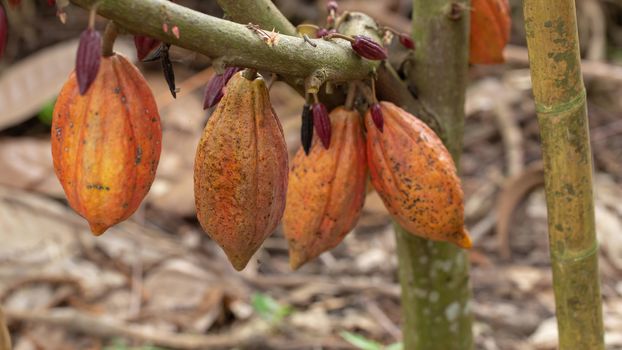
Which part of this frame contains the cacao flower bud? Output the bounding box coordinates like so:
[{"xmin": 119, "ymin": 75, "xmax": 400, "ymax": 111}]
[
  {"xmin": 351, "ymin": 35, "xmax": 387, "ymax": 60},
  {"xmin": 75, "ymin": 28, "xmax": 102, "ymax": 95},
  {"xmin": 284, "ymin": 107, "xmax": 367, "ymax": 270},
  {"xmin": 0, "ymin": 4, "xmax": 7, "ymax": 60},
  {"xmin": 312, "ymin": 102, "xmax": 331, "ymax": 149},
  {"xmin": 300, "ymin": 103, "xmax": 313, "ymax": 155},
  {"xmin": 469, "ymin": 0, "xmax": 510, "ymax": 64},
  {"xmin": 134, "ymin": 35, "xmax": 161, "ymax": 61},
  {"xmin": 202, "ymin": 66, "xmax": 241, "ymax": 110},
  {"xmin": 194, "ymin": 72, "xmax": 288, "ymax": 271},
  {"xmin": 316, "ymin": 28, "xmax": 328, "ymax": 38},
  {"xmin": 52, "ymin": 53, "xmax": 162, "ymax": 235},
  {"xmin": 327, "ymin": 0, "xmax": 338, "ymax": 12},
  {"xmin": 398, "ymin": 33, "xmax": 415, "ymax": 50},
  {"xmin": 365, "ymin": 101, "xmax": 472, "ymax": 248},
  {"xmin": 370, "ymin": 103, "xmax": 384, "ymax": 132}
]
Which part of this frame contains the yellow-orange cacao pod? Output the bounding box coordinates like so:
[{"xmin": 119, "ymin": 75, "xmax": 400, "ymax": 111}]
[
  {"xmin": 365, "ymin": 102, "xmax": 471, "ymax": 248},
  {"xmin": 469, "ymin": 0, "xmax": 511, "ymax": 64},
  {"xmin": 194, "ymin": 72, "xmax": 288, "ymax": 271},
  {"xmin": 283, "ymin": 107, "xmax": 367, "ymax": 270},
  {"xmin": 52, "ymin": 53, "xmax": 162, "ymax": 235}
]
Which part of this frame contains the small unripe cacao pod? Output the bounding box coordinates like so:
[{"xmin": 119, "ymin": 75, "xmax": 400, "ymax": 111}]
[
  {"xmin": 284, "ymin": 107, "xmax": 367, "ymax": 270},
  {"xmin": 194, "ymin": 72, "xmax": 288, "ymax": 271},
  {"xmin": 469, "ymin": 0, "xmax": 511, "ymax": 64},
  {"xmin": 52, "ymin": 53, "xmax": 162, "ymax": 235},
  {"xmin": 365, "ymin": 101, "xmax": 471, "ymax": 248}
]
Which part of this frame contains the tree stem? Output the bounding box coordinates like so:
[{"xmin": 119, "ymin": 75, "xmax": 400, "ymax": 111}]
[
  {"xmin": 396, "ymin": 0, "xmax": 473, "ymax": 349},
  {"xmin": 524, "ymin": 0, "xmax": 604, "ymax": 348}
]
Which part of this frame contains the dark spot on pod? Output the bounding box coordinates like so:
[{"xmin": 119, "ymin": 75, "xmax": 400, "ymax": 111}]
[
  {"xmin": 135, "ymin": 146, "xmax": 143, "ymax": 165},
  {"xmin": 54, "ymin": 127, "xmax": 62, "ymax": 141},
  {"xmin": 86, "ymin": 183, "xmax": 110, "ymax": 191}
]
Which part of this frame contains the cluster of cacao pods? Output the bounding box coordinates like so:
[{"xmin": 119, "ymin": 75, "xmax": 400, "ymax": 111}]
[
  {"xmin": 282, "ymin": 100, "xmax": 471, "ymax": 270},
  {"xmin": 49, "ymin": 0, "xmax": 494, "ymax": 271}
]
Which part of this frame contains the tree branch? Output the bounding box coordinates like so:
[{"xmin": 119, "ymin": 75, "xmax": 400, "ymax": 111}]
[{"xmin": 69, "ymin": 0, "xmax": 377, "ymax": 83}]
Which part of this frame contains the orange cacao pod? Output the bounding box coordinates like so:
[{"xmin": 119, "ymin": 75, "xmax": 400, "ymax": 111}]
[
  {"xmin": 283, "ymin": 107, "xmax": 367, "ymax": 270},
  {"xmin": 194, "ymin": 72, "xmax": 288, "ymax": 271},
  {"xmin": 52, "ymin": 53, "xmax": 162, "ymax": 235},
  {"xmin": 365, "ymin": 101, "xmax": 471, "ymax": 248},
  {"xmin": 469, "ymin": 0, "xmax": 511, "ymax": 64}
]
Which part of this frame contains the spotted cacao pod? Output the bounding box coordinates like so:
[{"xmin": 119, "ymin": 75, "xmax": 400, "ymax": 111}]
[
  {"xmin": 52, "ymin": 53, "xmax": 162, "ymax": 235},
  {"xmin": 194, "ymin": 72, "xmax": 288, "ymax": 271},
  {"xmin": 284, "ymin": 107, "xmax": 367, "ymax": 270},
  {"xmin": 469, "ymin": 0, "xmax": 511, "ymax": 64},
  {"xmin": 365, "ymin": 101, "xmax": 471, "ymax": 248}
]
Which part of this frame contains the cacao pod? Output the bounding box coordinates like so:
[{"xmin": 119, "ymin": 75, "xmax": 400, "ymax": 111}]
[
  {"xmin": 351, "ymin": 35, "xmax": 388, "ymax": 61},
  {"xmin": 52, "ymin": 53, "xmax": 162, "ymax": 235},
  {"xmin": 469, "ymin": 0, "xmax": 511, "ymax": 64},
  {"xmin": 365, "ymin": 101, "xmax": 472, "ymax": 248},
  {"xmin": 284, "ymin": 107, "xmax": 367, "ymax": 270},
  {"xmin": 0, "ymin": 3, "xmax": 7, "ymax": 60},
  {"xmin": 134, "ymin": 35, "xmax": 161, "ymax": 62},
  {"xmin": 194, "ymin": 72, "xmax": 288, "ymax": 271}
]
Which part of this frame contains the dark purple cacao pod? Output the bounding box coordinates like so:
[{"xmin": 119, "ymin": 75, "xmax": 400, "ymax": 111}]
[
  {"xmin": 0, "ymin": 4, "xmax": 7, "ymax": 60},
  {"xmin": 398, "ymin": 34, "xmax": 415, "ymax": 50},
  {"xmin": 203, "ymin": 67, "xmax": 242, "ymax": 109},
  {"xmin": 300, "ymin": 103, "xmax": 313, "ymax": 155},
  {"xmin": 351, "ymin": 35, "xmax": 387, "ymax": 60},
  {"xmin": 134, "ymin": 35, "xmax": 161, "ymax": 61},
  {"xmin": 370, "ymin": 103, "xmax": 384, "ymax": 132},
  {"xmin": 75, "ymin": 28, "xmax": 102, "ymax": 95},
  {"xmin": 312, "ymin": 102, "xmax": 331, "ymax": 149}
]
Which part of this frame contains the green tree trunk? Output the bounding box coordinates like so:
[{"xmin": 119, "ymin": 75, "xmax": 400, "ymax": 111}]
[
  {"xmin": 524, "ymin": 0, "xmax": 605, "ymax": 348},
  {"xmin": 396, "ymin": 1, "xmax": 473, "ymax": 349}
]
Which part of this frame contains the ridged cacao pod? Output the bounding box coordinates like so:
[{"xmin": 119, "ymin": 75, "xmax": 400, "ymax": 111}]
[
  {"xmin": 52, "ymin": 53, "xmax": 162, "ymax": 235},
  {"xmin": 469, "ymin": 0, "xmax": 511, "ymax": 64},
  {"xmin": 284, "ymin": 107, "xmax": 367, "ymax": 270},
  {"xmin": 194, "ymin": 72, "xmax": 288, "ymax": 271},
  {"xmin": 365, "ymin": 101, "xmax": 471, "ymax": 248}
]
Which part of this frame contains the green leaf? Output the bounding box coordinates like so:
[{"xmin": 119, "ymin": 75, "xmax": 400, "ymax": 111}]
[
  {"xmin": 251, "ymin": 292, "xmax": 292, "ymax": 323},
  {"xmin": 339, "ymin": 331, "xmax": 383, "ymax": 350},
  {"xmin": 385, "ymin": 342, "xmax": 403, "ymax": 350},
  {"xmin": 37, "ymin": 98, "xmax": 56, "ymax": 125}
]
